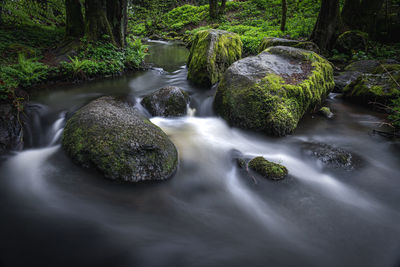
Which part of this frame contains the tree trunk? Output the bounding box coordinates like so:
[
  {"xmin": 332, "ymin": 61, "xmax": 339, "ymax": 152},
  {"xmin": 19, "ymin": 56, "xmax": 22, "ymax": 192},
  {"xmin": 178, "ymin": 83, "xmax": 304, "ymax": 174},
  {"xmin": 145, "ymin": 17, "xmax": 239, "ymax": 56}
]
[
  {"xmin": 342, "ymin": 0, "xmax": 385, "ymax": 37},
  {"xmin": 281, "ymin": 0, "xmax": 287, "ymax": 32},
  {"xmin": 209, "ymin": 0, "xmax": 218, "ymax": 19},
  {"xmin": 85, "ymin": 0, "xmax": 115, "ymax": 44},
  {"xmin": 106, "ymin": 0, "xmax": 127, "ymax": 47},
  {"xmin": 341, "ymin": 0, "xmax": 361, "ymax": 29},
  {"xmin": 0, "ymin": 0, "xmax": 3, "ymax": 26},
  {"xmin": 65, "ymin": 0, "xmax": 84, "ymax": 38},
  {"xmin": 310, "ymin": 0, "xmax": 340, "ymax": 53},
  {"xmin": 219, "ymin": 0, "xmax": 227, "ymax": 15}
]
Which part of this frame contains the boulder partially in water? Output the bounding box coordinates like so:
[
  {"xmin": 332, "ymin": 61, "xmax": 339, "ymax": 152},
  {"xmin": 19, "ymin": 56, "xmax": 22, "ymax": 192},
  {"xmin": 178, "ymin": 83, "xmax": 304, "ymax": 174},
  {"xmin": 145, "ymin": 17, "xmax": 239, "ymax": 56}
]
[
  {"xmin": 141, "ymin": 86, "xmax": 189, "ymax": 117},
  {"xmin": 187, "ymin": 29, "xmax": 242, "ymax": 86},
  {"xmin": 343, "ymin": 64, "xmax": 400, "ymax": 106},
  {"xmin": 62, "ymin": 96, "xmax": 178, "ymax": 182},
  {"xmin": 319, "ymin": 107, "xmax": 334, "ymax": 118},
  {"xmin": 214, "ymin": 46, "xmax": 334, "ymax": 136},
  {"xmin": 248, "ymin": 156, "xmax": 288, "ymax": 180},
  {"xmin": 258, "ymin": 37, "xmax": 320, "ymax": 54},
  {"xmin": 0, "ymin": 103, "xmax": 24, "ymax": 156}
]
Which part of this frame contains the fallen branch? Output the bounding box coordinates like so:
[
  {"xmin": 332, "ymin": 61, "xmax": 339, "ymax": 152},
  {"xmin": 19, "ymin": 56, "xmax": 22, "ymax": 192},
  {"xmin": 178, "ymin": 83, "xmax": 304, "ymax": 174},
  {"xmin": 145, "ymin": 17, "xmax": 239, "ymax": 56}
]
[{"xmin": 372, "ymin": 129, "xmax": 400, "ymax": 138}]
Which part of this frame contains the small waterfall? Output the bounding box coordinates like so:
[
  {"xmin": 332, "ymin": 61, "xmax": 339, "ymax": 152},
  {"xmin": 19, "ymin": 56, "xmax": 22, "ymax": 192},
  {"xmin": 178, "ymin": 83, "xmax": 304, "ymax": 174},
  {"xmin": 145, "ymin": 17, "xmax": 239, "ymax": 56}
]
[{"xmin": 48, "ymin": 112, "xmax": 66, "ymax": 146}]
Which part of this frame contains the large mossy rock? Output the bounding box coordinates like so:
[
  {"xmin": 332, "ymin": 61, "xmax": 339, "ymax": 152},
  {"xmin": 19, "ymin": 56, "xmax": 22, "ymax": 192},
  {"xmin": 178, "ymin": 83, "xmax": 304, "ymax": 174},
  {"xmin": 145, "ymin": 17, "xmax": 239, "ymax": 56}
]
[
  {"xmin": 214, "ymin": 46, "xmax": 334, "ymax": 136},
  {"xmin": 343, "ymin": 64, "xmax": 400, "ymax": 105},
  {"xmin": 334, "ymin": 31, "xmax": 368, "ymax": 55},
  {"xmin": 62, "ymin": 96, "xmax": 178, "ymax": 182},
  {"xmin": 141, "ymin": 86, "xmax": 189, "ymax": 117},
  {"xmin": 258, "ymin": 37, "xmax": 320, "ymax": 54},
  {"xmin": 187, "ymin": 29, "xmax": 242, "ymax": 86},
  {"xmin": 0, "ymin": 104, "xmax": 24, "ymax": 156}
]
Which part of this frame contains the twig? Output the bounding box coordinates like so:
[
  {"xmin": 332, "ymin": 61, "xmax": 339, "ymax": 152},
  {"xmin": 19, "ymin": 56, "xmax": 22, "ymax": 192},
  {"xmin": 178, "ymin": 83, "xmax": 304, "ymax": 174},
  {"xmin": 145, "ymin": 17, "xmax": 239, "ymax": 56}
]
[
  {"xmin": 379, "ymin": 63, "xmax": 400, "ymax": 89},
  {"xmin": 372, "ymin": 129, "xmax": 400, "ymax": 138}
]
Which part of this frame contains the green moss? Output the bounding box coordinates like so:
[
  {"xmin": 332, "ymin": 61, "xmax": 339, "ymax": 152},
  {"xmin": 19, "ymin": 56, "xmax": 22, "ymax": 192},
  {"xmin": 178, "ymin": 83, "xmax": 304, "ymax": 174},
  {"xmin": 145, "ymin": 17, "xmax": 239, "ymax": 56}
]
[
  {"xmin": 248, "ymin": 157, "xmax": 288, "ymax": 180},
  {"xmin": 214, "ymin": 47, "xmax": 334, "ymax": 136},
  {"xmin": 187, "ymin": 29, "xmax": 242, "ymax": 86}
]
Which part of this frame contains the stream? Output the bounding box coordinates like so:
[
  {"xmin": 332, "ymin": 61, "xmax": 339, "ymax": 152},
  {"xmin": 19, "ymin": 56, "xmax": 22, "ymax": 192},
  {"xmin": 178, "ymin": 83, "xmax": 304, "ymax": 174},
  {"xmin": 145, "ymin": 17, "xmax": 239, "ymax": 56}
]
[{"xmin": 1, "ymin": 40, "xmax": 400, "ymax": 267}]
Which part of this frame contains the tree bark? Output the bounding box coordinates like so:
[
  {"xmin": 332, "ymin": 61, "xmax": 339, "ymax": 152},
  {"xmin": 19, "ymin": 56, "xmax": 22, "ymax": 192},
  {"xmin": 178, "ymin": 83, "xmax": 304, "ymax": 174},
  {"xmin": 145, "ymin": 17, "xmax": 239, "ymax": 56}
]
[
  {"xmin": 310, "ymin": 0, "xmax": 340, "ymax": 53},
  {"xmin": 0, "ymin": 0, "xmax": 4, "ymax": 26},
  {"xmin": 85, "ymin": 0, "xmax": 115, "ymax": 44},
  {"xmin": 65, "ymin": 0, "xmax": 85, "ymax": 38},
  {"xmin": 106, "ymin": 0, "xmax": 127, "ymax": 47},
  {"xmin": 209, "ymin": 0, "xmax": 218, "ymax": 19},
  {"xmin": 281, "ymin": 0, "xmax": 287, "ymax": 32},
  {"xmin": 341, "ymin": 0, "xmax": 361, "ymax": 29},
  {"xmin": 219, "ymin": 0, "xmax": 227, "ymax": 15}
]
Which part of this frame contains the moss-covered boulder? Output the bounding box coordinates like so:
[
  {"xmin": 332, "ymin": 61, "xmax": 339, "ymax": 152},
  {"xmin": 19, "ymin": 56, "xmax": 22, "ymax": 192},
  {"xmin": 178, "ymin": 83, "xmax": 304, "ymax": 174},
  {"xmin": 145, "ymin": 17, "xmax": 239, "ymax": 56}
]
[
  {"xmin": 248, "ymin": 157, "xmax": 288, "ymax": 180},
  {"xmin": 141, "ymin": 86, "xmax": 190, "ymax": 117},
  {"xmin": 62, "ymin": 96, "xmax": 178, "ymax": 182},
  {"xmin": 214, "ymin": 46, "xmax": 334, "ymax": 136},
  {"xmin": 187, "ymin": 29, "xmax": 242, "ymax": 86},
  {"xmin": 334, "ymin": 31, "xmax": 369, "ymax": 55},
  {"xmin": 344, "ymin": 60, "xmax": 381, "ymax": 73},
  {"xmin": 334, "ymin": 71, "xmax": 362, "ymax": 93},
  {"xmin": 343, "ymin": 64, "xmax": 400, "ymax": 106},
  {"xmin": 258, "ymin": 37, "xmax": 320, "ymax": 54}
]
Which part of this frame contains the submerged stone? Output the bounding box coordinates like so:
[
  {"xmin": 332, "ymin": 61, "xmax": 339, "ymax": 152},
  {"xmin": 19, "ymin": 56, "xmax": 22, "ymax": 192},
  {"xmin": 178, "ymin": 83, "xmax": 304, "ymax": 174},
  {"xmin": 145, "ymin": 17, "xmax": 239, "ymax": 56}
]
[
  {"xmin": 319, "ymin": 107, "xmax": 333, "ymax": 118},
  {"xmin": 248, "ymin": 156, "xmax": 288, "ymax": 180},
  {"xmin": 62, "ymin": 96, "xmax": 178, "ymax": 182},
  {"xmin": 259, "ymin": 37, "xmax": 320, "ymax": 54},
  {"xmin": 300, "ymin": 142, "xmax": 354, "ymax": 170},
  {"xmin": 187, "ymin": 29, "xmax": 242, "ymax": 86},
  {"xmin": 214, "ymin": 46, "xmax": 334, "ymax": 136},
  {"xmin": 141, "ymin": 86, "xmax": 190, "ymax": 117}
]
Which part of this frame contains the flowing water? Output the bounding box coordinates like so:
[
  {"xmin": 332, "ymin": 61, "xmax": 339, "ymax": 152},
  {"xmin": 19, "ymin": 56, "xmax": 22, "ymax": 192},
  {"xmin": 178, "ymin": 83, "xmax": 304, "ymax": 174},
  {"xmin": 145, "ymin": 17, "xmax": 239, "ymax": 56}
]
[{"xmin": 1, "ymin": 40, "xmax": 400, "ymax": 267}]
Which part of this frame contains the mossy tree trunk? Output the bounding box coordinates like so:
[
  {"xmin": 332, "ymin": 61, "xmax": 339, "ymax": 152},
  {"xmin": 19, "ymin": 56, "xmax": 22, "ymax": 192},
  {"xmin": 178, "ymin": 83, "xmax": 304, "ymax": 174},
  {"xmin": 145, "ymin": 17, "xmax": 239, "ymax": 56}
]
[
  {"xmin": 106, "ymin": 0, "xmax": 127, "ymax": 47},
  {"xmin": 310, "ymin": 0, "xmax": 340, "ymax": 53},
  {"xmin": 85, "ymin": 0, "xmax": 115, "ymax": 44},
  {"xmin": 65, "ymin": 0, "xmax": 84, "ymax": 38},
  {"xmin": 84, "ymin": 0, "xmax": 127, "ymax": 47},
  {"xmin": 281, "ymin": 0, "xmax": 287, "ymax": 32}
]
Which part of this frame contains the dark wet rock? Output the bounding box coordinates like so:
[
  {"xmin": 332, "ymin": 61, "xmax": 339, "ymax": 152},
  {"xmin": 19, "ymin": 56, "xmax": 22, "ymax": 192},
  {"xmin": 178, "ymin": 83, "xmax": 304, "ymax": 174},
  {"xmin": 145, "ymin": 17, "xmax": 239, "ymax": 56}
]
[
  {"xmin": 259, "ymin": 37, "xmax": 320, "ymax": 54},
  {"xmin": 344, "ymin": 60, "xmax": 381, "ymax": 73},
  {"xmin": 62, "ymin": 96, "xmax": 178, "ymax": 182},
  {"xmin": 214, "ymin": 46, "xmax": 334, "ymax": 136},
  {"xmin": 343, "ymin": 64, "xmax": 400, "ymax": 106},
  {"xmin": 319, "ymin": 107, "xmax": 334, "ymax": 118},
  {"xmin": 187, "ymin": 29, "xmax": 242, "ymax": 86},
  {"xmin": 333, "ymin": 71, "xmax": 362, "ymax": 93},
  {"xmin": 141, "ymin": 86, "xmax": 190, "ymax": 117},
  {"xmin": 300, "ymin": 142, "xmax": 354, "ymax": 170},
  {"xmin": 248, "ymin": 156, "xmax": 288, "ymax": 180},
  {"xmin": 335, "ymin": 31, "xmax": 368, "ymax": 55},
  {"xmin": 0, "ymin": 103, "xmax": 24, "ymax": 156}
]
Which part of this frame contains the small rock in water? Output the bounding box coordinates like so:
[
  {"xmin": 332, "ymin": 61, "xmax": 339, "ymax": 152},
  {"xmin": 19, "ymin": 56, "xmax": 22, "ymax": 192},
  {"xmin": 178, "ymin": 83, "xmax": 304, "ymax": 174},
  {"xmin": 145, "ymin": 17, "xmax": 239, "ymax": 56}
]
[
  {"xmin": 301, "ymin": 142, "xmax": 354, "ymax": 170},
  {"xmin": 248, "ymin": 156, "xmax": 288, "ymax": 180},
  {"xmin": 141, "ymin": 86, "xmax": 190, "ymax": 117},
  {"xmin": 319, "ymin": 107, "xmax": 334, "ymax": 119}
]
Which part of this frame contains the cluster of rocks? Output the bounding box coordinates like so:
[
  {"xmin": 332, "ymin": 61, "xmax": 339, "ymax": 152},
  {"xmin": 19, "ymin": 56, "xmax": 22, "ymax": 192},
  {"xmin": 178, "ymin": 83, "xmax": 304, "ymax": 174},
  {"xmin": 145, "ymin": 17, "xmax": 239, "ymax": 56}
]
[{"xmin": 13, "ymin": 29, "xmax": 379, "ymax": 183}]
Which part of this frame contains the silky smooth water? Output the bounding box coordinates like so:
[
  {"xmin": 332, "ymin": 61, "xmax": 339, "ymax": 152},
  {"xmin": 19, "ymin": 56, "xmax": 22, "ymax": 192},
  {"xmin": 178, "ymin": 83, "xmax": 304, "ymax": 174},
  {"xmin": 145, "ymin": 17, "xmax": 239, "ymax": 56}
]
[{"xmin": 1, "ymin": 40, "xmax": 400, "ymax": 267}]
